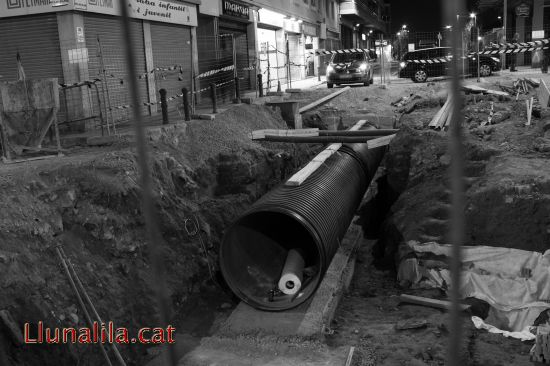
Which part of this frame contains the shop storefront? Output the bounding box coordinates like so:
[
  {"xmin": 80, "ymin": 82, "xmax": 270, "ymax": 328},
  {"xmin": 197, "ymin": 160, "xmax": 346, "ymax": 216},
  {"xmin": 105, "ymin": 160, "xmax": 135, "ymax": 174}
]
[
  {"xmin": 219, "ymin": 0, "xmax": 252, "ymax": 90},
  {"xmin": 302, "ymin": 22, "xmax": 319, "ymax": 77},
  {"xmin": 0, "ymin": 0, "xmax": 198, "ymax": 128},
  {"xmin": 257, "ymin": 8, "xmax": 286, "ymax": 87}
]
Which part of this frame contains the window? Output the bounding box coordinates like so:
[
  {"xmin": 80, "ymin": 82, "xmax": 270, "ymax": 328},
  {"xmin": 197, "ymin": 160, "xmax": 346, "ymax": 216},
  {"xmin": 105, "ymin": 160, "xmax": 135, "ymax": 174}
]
[
  {"xmin": 303, "ymin": 0, "xmax": 308, "ymax": 4},
  {"xmin": 325, "ymin": 0, "xmax": 329, "ymax": 16},
  {"xmin": 332, "ymin": 52, "xmax": 366, "ymax": 63},
  {"xmin": 311, "ymin": 0, "xmax": 316, "ymax": 7}
]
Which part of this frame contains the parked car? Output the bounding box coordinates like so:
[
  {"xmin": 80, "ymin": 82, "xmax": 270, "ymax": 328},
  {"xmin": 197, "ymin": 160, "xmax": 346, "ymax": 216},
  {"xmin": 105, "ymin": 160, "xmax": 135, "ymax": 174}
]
[
  {"xmin": 326, "ymin": 50, "xmax": 376, "ymax": 88},
  {"xmin": 398, "ymin": 47, "xmax": 501, "ymax": 83}
]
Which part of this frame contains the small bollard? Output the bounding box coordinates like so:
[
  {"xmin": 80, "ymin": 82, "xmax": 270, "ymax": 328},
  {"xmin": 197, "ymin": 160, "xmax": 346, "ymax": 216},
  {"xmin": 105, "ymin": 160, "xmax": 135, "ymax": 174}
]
[
  {"xmin": 234, "ymin": 77, "xmax": 241, "ymax": 103},
  {"xmin": 257, "ymin": 74, "xmax": 264, "ymax": 97},
  {"xmin": 182, "ymin": 87, "xmax": 191, "ymax": 121},
  {"xmin": 210, "ymin": 83, "xmax": 217, "ymax": 114},
  {"xmin": 277, "ymin": 81, "xmax": 281, "ymax": 92},
  {"xmin": 159, "ymin": 88, "xmax": 168, "ymax": 125}
]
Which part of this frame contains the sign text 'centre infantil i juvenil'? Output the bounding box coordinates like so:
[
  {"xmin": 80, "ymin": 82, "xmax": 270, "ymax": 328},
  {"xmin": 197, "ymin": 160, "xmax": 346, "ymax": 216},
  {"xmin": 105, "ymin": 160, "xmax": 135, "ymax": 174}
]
[
  {"xmin": 222, "ymin": 0, "xmax": 249, "ymax": 19},
  {"xmin": 0, "ymin": 0, "xmax": 198, "ymax": 26}
]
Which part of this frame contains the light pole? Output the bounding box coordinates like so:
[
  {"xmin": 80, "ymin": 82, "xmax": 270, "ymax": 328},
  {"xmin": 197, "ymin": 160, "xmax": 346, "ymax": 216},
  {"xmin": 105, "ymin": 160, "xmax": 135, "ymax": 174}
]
[{"xmin": 471, "ymin": 13, "xmax": 480, "ymax": 82}]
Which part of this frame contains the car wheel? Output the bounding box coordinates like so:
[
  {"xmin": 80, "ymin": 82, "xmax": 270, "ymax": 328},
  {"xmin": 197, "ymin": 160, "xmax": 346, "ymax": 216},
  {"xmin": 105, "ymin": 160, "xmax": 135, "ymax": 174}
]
[
  {"xmin": 413, "ymin": 69, "xmax": 428, "ymax": 83},
  {"xmin": 370, "ymin": 75, "xmax": 374, "ymax": 84},
  {"xmin": 479, "ymin": 63, "xmax": 492, "ymax": 77},
  {"xmin": 327, "ymin": 83, "xmax": 334, "ymax": 88}
]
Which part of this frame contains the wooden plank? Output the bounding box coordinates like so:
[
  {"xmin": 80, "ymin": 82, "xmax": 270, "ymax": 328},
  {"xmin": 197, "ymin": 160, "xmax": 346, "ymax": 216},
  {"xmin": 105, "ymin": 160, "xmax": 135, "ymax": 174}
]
[
  {"xmin": 285, "ymin": 120, "xmax": 367, "ymax": 187},
  {"xmin": 462, "ymin": 84, "xmax": 487, "ymax": 94},
  {"xmin": 367, "ymin": 134, "xmax": 396, "ymax": 149},
  {"xmin": 2, "ymin": 154, "xmax": 58, "ymax": 164},
  {"xmin": 298, "ymin": 86, "xmax": 351, "ymax": 114},
  {"xmin": 399, "ymin": 294, "xmax": 470, "ymax": 311},
  {"xmin": 429, "ymin": 95, "xmax": 451, "ymax": 128},
  {"xmin": 250, "ymin": 128, "xmax": 319, "ymax": 139},
  {"xmin": 344, "ymin": 346, "xmax": 355, "ymax": 366},
  {"xmin": 436, "ymin": 99, "xmax": 453, "ymax": 129},
  {"xmin": 538, "ymin": 79, "xmax": 550, "ymax": 108},
  {"xmin": 349, "ymin": 119, "xmax": 367, "ymax": 131},
  {"xmin": 485, "ymin": 89, "xmax": 510, "ymax": 97}
]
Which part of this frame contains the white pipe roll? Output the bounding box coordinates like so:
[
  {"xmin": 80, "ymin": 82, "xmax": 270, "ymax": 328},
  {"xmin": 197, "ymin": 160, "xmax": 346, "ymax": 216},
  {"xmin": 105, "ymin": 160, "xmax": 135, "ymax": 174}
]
[{"xmin": 278, "ymin": 249, "xmax": 305, "ymax": 295}]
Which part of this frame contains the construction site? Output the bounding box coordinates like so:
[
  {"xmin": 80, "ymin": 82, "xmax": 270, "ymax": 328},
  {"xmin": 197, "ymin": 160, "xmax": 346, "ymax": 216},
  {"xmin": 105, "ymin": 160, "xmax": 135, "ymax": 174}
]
[{"xmin": 1, "ymin": 0, "xmax": 550, "ymax": 365}]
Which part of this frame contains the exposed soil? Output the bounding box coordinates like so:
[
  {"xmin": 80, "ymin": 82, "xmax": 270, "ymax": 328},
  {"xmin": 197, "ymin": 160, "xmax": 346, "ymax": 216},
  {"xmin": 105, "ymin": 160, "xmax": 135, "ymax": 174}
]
[
  {"xmin": 328, "ymin": 71, "xmax": 550, "ymax": 365},
  {"xmin": 3, "ymin": 70, "xmax": 550, "ymax": 366},
  {"xmin": 0, "ymin": 103, "xmax": 318, "ymax": 366}
]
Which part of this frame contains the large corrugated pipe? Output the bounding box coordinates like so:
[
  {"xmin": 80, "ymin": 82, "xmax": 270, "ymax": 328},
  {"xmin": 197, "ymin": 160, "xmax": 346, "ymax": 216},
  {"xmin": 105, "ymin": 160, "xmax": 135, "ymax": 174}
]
[{"xmin": 219, "ymin": 138, "xmax": 386, "ymax": 311}]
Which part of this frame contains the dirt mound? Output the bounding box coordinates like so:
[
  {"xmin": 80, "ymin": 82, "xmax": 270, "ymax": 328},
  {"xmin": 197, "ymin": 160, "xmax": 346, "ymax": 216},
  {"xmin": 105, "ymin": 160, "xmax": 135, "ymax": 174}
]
[{"xmin": 178, "ymin": 104, "xmax": 288, "ymax": 168}]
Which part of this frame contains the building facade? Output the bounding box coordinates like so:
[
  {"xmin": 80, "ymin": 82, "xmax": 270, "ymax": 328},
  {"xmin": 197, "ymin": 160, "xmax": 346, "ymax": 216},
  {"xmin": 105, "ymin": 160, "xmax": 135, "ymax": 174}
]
[{"xmin": 0, "ymin": 0, "xmax": 389, "ymax": 133}]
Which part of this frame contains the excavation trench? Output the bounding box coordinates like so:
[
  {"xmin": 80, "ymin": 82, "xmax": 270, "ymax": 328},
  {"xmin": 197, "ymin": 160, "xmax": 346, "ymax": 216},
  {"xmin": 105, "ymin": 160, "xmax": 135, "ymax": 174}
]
[{"xmin": 220, "ymin": 138, "xmax": 386, "ymax": 311}]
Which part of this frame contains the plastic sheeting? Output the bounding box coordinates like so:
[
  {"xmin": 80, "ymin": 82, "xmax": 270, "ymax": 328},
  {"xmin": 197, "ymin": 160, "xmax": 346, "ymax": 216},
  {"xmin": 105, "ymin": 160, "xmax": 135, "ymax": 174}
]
[{"xmin": 398, "ymin": 241, "xmax": 550, "ymax": 334}]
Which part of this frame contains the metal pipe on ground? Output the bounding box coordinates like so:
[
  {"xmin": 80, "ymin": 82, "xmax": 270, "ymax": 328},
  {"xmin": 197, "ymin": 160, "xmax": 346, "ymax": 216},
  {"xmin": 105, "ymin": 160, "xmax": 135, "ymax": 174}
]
[
  {"xmin": 219, "ymin": 129, "xmax": 386, "ymax": 311},
  {"xmin": 259, "ymin": 135, "xmax": 380, "ymax": 143},
  {"xmin": 318, "ymin": 129, "xmax": 398, "ymax": 137}
]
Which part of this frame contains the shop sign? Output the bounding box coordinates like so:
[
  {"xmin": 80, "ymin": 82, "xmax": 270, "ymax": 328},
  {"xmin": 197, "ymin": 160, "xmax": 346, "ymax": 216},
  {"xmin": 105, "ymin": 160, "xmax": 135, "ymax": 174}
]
[
  {"xmin": 0, "ymin": 0, "xmax": 63, "ymax": 16},
  {"xmin": 515, "ymin": 3, "xmax": 530, "ymax": 17},
  {"xmin": 533, "ymin": 30, "xmax": 545, "ymax": 39},
  {"xmin": 302, "ymin": 23, "xmax": 317, "ymax": 37},
  {"xmin": 222, "ymin": 0, "xmax": 249, "ymax": 20},
  {"xmin": 0, "ymin": 0, "xmax": 198, "ymax": 26}
]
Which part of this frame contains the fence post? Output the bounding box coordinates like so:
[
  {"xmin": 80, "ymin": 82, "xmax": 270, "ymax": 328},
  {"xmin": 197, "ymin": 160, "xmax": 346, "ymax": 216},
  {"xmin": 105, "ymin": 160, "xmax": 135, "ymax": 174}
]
[
  {"xmin": 182, "ymin": 88, "xmax": 191, "ymax": 121},
  {"xmin": 159, "ymin": 88, "xmax": 168, "ymax": 124},
  {"xmin": 210, "ymin": 83, "xmax": 217, "ymax": 114},
  {"xmin": 234, "ymin": 77, "xmax": 241, "ymax": 103},
  {"xmin": 257, "ymin": 74, "xmax": 264, "ymax": 97},
  {"xmin": 286, "ymin": 38, "xmax": 292, "ymax": 89}
]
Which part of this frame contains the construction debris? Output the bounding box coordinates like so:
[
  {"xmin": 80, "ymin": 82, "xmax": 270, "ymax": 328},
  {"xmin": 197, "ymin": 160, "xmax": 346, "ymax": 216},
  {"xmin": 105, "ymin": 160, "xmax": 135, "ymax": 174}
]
[
  {"xmin": 395, "ymin": 319, "xmax": 429, "ymax": 331},
  {"xmin": 428, "ymin": 94, "xmax": 453, "ymax": 130},
  {"xmin": 526, "ymin": 97, "xmax": 535, "ymax": 126},
  {"xmin": 399, "ymin": 294, "xmax": 471, "ymax": 312},
  {"xmin": 392, "ymin": 94, "xmax": 422, "ymax": 114},
  {"xmin": 530, "ymin": 324, "xmax": 550, "ymax": 364},
  {"xmin": 463, "ymin": 84, "xmax": 510, "ymax": 98}
]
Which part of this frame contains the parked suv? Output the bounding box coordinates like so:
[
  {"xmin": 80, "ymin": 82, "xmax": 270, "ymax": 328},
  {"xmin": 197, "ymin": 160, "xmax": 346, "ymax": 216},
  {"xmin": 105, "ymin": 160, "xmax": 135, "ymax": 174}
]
[
  {"xmin": 326, "ymin": 50, "xmax": 376, "ymax": 88},
  {"xmin": 398, "ymin": 47, "xmax": 501, "ymax": 83}
]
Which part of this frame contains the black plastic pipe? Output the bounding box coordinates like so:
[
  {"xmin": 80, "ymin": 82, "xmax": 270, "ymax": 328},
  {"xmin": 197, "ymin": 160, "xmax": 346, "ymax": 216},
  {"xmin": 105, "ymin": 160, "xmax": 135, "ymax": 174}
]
[{"xmin": 219, "ymin": 136, "xmax": 386, "ymax": 311}]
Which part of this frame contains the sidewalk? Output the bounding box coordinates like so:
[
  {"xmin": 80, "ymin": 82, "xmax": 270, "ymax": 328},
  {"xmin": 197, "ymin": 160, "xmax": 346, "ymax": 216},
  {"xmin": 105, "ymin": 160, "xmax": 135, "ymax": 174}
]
[{"xmin": 242, "ymin": 76, "xmax": 327, "ymax": 98}]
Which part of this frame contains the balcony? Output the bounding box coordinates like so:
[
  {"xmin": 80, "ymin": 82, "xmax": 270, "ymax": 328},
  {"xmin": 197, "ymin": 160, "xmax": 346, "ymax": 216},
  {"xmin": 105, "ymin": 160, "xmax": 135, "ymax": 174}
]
[{"xmin": 339, "ymin": 0, "xmax": 387, "ymax": 32}]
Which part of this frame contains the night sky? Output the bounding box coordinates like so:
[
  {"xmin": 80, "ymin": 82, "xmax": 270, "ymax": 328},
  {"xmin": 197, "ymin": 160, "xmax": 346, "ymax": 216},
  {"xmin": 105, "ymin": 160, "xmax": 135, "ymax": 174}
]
[{"xmin": 390, "ymin": 0, "xmax": 478, "ymax": 33}]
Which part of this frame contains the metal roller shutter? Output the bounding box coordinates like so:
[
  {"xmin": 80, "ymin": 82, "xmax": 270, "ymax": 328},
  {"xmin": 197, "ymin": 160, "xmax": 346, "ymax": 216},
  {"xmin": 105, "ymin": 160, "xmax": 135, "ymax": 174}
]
[
  {"xmin": 0, "ymin": 14, "xmax": 63, "ymax": 83},
  {"xmin": 150, "ymin": 22, "xmax": 192, "ymax": 112},
  {"xmin": 219, "ymin": 21, "xmax": 251, "ymax": 91},
  {"xmin": 84, "ymin": 14, "xmax": 149, "ymax": 121}
]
